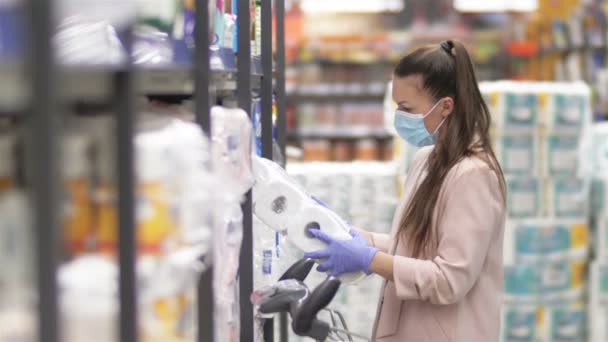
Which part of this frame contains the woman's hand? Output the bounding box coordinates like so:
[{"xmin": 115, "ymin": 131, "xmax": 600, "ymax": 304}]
[{"xmin": 304, "ymin": 229, "xmax": 379, "ymax": 277}]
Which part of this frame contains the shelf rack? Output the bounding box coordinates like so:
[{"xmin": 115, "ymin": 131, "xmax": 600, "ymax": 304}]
[{"xmin": 11, "ymin": 0, "xmax": 287, "ymax": 341}]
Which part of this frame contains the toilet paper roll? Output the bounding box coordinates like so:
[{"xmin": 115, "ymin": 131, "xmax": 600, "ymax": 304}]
[
  {"xmin": 252, "ymin": 181, "xmax": 309, "ymax": 232},
  {"xmin": 502, "ymin": 89, "xmax": 539, "ymax": 130},
  {"xmin": 286, "ymin": 204, "xmax": 365, "ymax": 284}
]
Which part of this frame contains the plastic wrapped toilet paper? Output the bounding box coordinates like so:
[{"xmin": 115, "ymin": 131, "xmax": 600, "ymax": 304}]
[
  {"xmin": 506, "ymin": 177, "xmax": 541, "ymax": 218},
  {"xmin": 589, "ymin": 262, "xmax": 608, "ymax": 342},
  {"xmin": 253, "ymin": 216, "xmax": 280, "ymax": 293},
  {"xmin": 505, "ymin": 219, "xmax": 589, "ymax": 263},
  {"xmin": 501, "ymin": 87, "xmax": 539, "ymax": 130},
  {"xmin": 253, "ymin": 182, "xmax": 307, "ymax": 233},
  {"xmin": 501, "ymin": 304, "xmax": 541, "ymax": 342},
  {"xmin": 496, "ymin": 134, "xmax": 539, "ymax": 175},
  {"xmin": 541, "ymin": 302, "xmax": 586, "ymax": 342},
  {"xmin": 540, "ymin": 85, "xmax": 588, "ymax": 133},
  {"xmin": 546, "ymin": 177, "xmax": 588, "ymax": 218},
  {"xmin": 594, "ymin": 217, "xmax": 608, "ymax": 259},
  {"xmin": 504, "ymin": 261, "xmax": 585, "ymax": 304},
  {"xmin": 591, "ymin": 176, "xmax": 608, "ymax": 219},
  {"xmin": 211, "ymin": 106, "xmax": 254, "ymax": 197},
  {"xmin": 591, "ymin": 122, "xmax": 608, "ymax": 175},
  {"xmin": 541, "ymin": 134, "xmax": 580, "ymax": 177},
  {"xmin": 286, "ymin": 204, "xmax": 365, "ymax": 284}
]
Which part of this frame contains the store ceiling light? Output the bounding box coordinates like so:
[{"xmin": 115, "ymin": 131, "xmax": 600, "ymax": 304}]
[
  {"xmin": 454, "ymin": 0, "xmax": 537, "ymax": 12},
  {"xmin": 300, "ymin": 0, "xmax": 403, "ymax": 13}
]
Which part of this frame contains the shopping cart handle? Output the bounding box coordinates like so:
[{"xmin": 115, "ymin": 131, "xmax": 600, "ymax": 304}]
[
  {"xmin": 279, "ymin": 258, "xmax": 316, "ymax": 282},
  {"xmin": 292, "ymin": 276, "xmax": 341, "ymax": 336},
  {"xmin": 258, "ymin": 285, "xmax": 308, "ymax": 315}
]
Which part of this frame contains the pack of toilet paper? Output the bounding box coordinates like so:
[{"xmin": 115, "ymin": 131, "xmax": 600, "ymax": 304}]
[
  {"xmin": 506, "ymin": 176, "xmax": 542, "ymax": 218},
  {"xmin": 503, "ymin": 219, "xmax": 589, "ymax": 265},
  {"xmin": 503, "ymin": 259, "xmax": 586, "ymax": 304},
  {"xmin": 501, "ymin": 304, "xmax": 542, "ymax": 342}
]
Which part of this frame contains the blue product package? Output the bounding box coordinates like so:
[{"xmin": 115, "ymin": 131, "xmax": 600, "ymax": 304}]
[
  {"xmin": 504, "ymin": 264, "xmax": 540, "ymax": 301},
  {"xmin": 503, "ymin": 308, "xmax": 538, "ymax": 342},
  {"xmin": 501, "ymin": 135, "xmax": 536, "ymax": 174},
  {"xmin": 546, "ymin": 135, "xmax": 579, "ymax": 176},
  {"xmin": 504, "ymin": 93, "xmax": 538, "ymax": 128},
  {"xmin": 551, "ymin": 94, "xmax": 584, "ymax": 130},
  {"xmin": 0, "ymin": 2, "xmax": 23, "ymax": 59},
  {"xmin": 507, "ymin": 177, "xmax": 540, "ymax": 218},
  {"xmin": 262, "ymin": 249, "xmax": 272, "ymax": 275},
  {"xmin": 551, "ymin": 178, "xmax": 587, "ymax": 218},
  {"xmin": 550, "ymin": 305, "xmax": 586, "ymax": 342}
]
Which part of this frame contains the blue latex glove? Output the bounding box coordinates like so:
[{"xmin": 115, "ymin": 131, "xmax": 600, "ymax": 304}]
[{"xmin": 304, "ymin": 229, "xmax": 379, "ymax": 277}]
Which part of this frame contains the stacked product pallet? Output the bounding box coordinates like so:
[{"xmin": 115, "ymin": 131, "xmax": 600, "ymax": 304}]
[
  {"xmin": 285, "ymin": 161, "xmax": 399, "ymax": 340},
  {"xmin": 480, "ymin": 81, "xmax": 592, "ymax": 342},
  {"xmin": 588, "ymin": 122, "xmax": 608, "ymax": 342}
]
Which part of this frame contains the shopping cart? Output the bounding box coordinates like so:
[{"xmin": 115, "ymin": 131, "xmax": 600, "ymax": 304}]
[{"xmin": 251, "ymin": 258, "xmax": 371, "ymax": 342}]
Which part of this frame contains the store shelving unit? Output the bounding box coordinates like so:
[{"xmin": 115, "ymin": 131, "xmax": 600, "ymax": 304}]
[{"xmin": 9, "ymin": 0, "xmax": 287, "ymax": 342}]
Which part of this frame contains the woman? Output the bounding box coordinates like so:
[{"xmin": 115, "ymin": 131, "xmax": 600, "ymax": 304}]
[{"xmin": 305, "ymin": 40, "xmax": 507, "ymax": 341}]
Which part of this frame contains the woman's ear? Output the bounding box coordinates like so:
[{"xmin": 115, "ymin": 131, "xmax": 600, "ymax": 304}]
[{"xmin": 441, "ymin": 97, "xmax": 455, "ymax": 117}]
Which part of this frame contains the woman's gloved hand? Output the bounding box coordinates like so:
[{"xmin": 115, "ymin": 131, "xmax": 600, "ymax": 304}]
[{"xmin": 304, "ymin": 229, "xmax": 379, "ymax": 277}]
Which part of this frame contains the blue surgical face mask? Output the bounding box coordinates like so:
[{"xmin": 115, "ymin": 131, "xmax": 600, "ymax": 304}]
[{"xmin": 394, "ymin": 99, "xmax": 446, "ymax": 147}]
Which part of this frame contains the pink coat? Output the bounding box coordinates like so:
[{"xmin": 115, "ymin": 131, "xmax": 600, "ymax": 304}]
[{"xmin": 370, "ymin": 146, "xmax": 506, "ymax": 342}]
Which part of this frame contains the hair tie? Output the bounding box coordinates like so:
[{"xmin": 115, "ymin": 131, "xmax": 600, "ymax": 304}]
[{"xmin": 440, "ymin": 40, "xmax": 454, "ymax": 56}]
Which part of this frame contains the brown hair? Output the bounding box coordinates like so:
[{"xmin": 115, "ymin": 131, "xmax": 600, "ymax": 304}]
[{"xmin": 394, "ymin": 40, "xmax": 506, "ymax": 258}]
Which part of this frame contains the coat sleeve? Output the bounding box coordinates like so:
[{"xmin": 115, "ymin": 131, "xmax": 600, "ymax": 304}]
[{"xmin": 391, "ymin": 168, "xmax": 503, "ymax": 305}]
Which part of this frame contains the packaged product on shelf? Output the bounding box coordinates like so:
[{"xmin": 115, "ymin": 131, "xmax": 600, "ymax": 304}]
[
  {"xmin": 545, "ymin": 177, "xmax": 588, "ymax": 218},
  {"xmin": 541, "ymin": 301, "xmax": 586, "ymax": 342},
  {"xmin": 0, "ymin": 0, "xmax": 24, "ymax": 60},
  {"xmin": 0, "ymin": 133, "xmax": 15, "ymax": 191},
  {"xmin": 498, "ymin": 85, "xmax": 539, "ymax": 131},
  {"xmin": 541, "ymin": 134, "xmax": 580, "ymax": 177},
  {"xmin": 588, "ymin": 262, "xmax": 608, "ymax": 342},
  {"xmin": 504, "ymin": 219, "xmax": 589, "ymax": 263},
  {"xmin": 214, "ymin": 202, "xmax": 243, "ymax": 342},
  {"xmin": 302, "ymin": 139, "xmax": 331, "ymax": 161},
  {"xmin": 538, "ymin": 84, "xmax": 588, "ymax": 133},
  {"xmin": 354, "ymin": 139, "xmax": 380, "ymax": 161},
  {"xmin": 332, "ymin": 140, "xmax": 353, "ymax": 161},
  {"xmin": 591, "ymin": 122, "xmax": 608, "ymax": 174},
  {"xmin": 594, "ymin": 217, "xmax": 608, "ymax": 260},
  {"xmin": 506, "ymin": 176, "xmax": 542, "ymax": 218},
  {"xmin": 59, "ymin": 256, "xmax": 117, "ymax": 342},
  {"xmin": 62, "ymin": 133, "xmax": 94, "ymax": 256},
  {"xmin": 135, "ymin": 130, "xmax": 178, "ymax": 254},
  {"xmin": 54, "ymin": 16, "xmax": 127, "ymax": 66},
  {"xmin": 501, "ymin": 304, "xmax": 542, "ymax": 342},
  {"xmin": 503, "ymin": 260, "xmax": 585, "ymax": 304},
  {"xmin": 0, "ymin": 190, "xmax": 36, "ymax": 341},
  {"xmin": 495, "ymin": 133, "xmax": 539, "ymax": 175},
  {"xmin": 591, "ymin": 176, "xmax": 608, "ymax": 220},
  {"xmin": 253, "ymin": 216, "xmax": 280, "ymax": 293},
  {"xmin": 211, "ymin": 106, "xmax": 254, "ymax": 196}
]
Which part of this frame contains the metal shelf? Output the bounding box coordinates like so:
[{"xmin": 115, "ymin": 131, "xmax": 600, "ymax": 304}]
[{"xmin": 288, "ymin": 127, "xmax": 393, "ymax": 140}]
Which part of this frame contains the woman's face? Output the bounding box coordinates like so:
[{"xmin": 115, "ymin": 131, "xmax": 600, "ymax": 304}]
[{"xmin": 392, "ymin": 75, "xmax": 453, "ymax": 135}]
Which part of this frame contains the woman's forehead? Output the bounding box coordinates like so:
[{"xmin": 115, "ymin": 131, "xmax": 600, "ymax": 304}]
[{"xmin": 392, "ymin": 75, "xmax": 426, "ymax": 103}]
